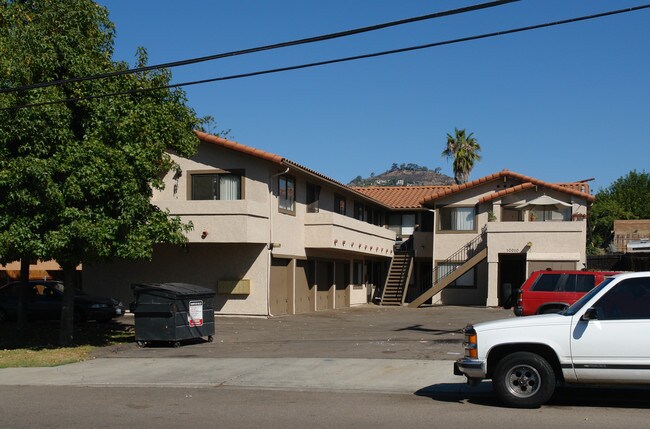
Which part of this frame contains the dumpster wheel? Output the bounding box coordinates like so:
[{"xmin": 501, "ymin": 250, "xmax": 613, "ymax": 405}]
[
  {"xmin": 208, "ymin": 335, "xmax": 214, "ymax": 343},
  {"xmin": 136, "ymin": 340, "xmax": 146, "ymax": 348}
]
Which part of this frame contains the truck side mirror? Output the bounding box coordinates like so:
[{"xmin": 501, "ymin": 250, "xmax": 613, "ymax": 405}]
[{"xmin": 581, "ymin": 307, "xmax": 600, "ymax": 321}]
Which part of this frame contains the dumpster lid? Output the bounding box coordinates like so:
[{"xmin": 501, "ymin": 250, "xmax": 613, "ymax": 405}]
[{"xmin": 131, "ymin": 282, "xmax": 215, "ymax": 298}]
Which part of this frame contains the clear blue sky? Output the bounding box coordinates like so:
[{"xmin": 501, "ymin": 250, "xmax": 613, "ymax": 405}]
[{"xmin": 95, "ymin": 0, "xmax": 650, "ymax": 192}]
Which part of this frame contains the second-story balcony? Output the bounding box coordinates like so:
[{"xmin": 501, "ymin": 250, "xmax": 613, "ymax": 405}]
[
  {"xmin": 486, "ymin": 219, "xmax": 587, "ymax": 235},
  {"xmin": 304, "ymin": 212, "xmax": 396, "ymax": 257},
  {"xmin": 158, "ymin": 200, "xmax": 270, "ymax": 244},
  {"xmin": 484, "ymin": 220, "xmax": 587, "ymax": 261}
]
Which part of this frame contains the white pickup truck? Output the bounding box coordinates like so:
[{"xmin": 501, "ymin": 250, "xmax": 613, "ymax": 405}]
[{"xmin": 454, "ymin": 271, "xmax": 650, "ymax": 408}]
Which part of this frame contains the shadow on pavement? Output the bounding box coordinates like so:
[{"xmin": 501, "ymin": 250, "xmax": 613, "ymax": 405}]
[
  {"xmin": 414, "ymin": 381, "xmax": 499, "ymax": 407},
  {"xmin": 136, "ymin": 337, "xmax": 213, "ymax": 349},
  {"xmin": 415, "ymin": 381, "xmax": 650, "ymax": 409},
  {"xmin": 394, "ymin": 324, "xmax": 463, "ymax": 336},
  {"xmin": 548, "ymin": 386, "xmax": 650, "ymax": 409}
]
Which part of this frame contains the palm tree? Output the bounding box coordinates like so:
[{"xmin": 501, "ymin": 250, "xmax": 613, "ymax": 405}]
[{"xmin": 441, "ymin": 128, "xmax": 482, "ymax": 184}]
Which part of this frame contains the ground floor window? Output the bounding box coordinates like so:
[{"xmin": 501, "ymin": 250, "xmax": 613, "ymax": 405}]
[
  {"xmin": 435, "ymin": 263, "xmax": 476, "ymax": 288},
  {"xmin": 353, "ymin": 261, "xmax": 363, "ymax": 285}
]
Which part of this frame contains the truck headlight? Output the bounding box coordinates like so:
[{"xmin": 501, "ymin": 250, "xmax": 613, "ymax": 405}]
[{"xmin": 463, "ymin": 326, "xmax": 478, "ymax": 359}]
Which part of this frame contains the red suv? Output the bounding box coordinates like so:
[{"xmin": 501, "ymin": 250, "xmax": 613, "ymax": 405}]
[{"xmin": 514, "ymin": 270, "xmax": 620, "ymax": 316}]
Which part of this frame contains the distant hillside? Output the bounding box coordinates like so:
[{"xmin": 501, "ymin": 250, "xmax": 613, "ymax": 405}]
[{"xmin": 348, "ymin": 163, "xmax": 455, "ymax": 187}]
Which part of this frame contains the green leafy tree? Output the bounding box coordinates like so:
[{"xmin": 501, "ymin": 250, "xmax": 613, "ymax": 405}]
[
  {"xmin": 0, "ymin": 0, "xmax": 201, "ymax": 344},
  {"xmin": 589, "ymin": 170, "xmax": 650, "ymax": 252},
  {"xmin": 441, "ymin": 128, "xmax": 481, "ymax": 185}
]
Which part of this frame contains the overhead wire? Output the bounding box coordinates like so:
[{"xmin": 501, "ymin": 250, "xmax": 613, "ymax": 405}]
[
  {"xmin": 2, "ymin": 3, "xmax": 649, "ymax": 112},
  {"xmin": 0, "ymin": 0, "xmax": 520, "ymax": 94}
]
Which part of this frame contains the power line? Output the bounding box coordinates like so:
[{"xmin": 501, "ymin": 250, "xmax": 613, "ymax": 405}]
[
  {"xmin": 3, "ymin": 4, "xmax": 649, "ymax": 112},
  {"xmin": 0, "ymin": 0, "xmax": 520, "ymax": 94}
]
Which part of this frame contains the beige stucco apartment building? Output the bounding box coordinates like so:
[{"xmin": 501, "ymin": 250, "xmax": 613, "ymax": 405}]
[
  {"xmin": 355, "ymin": 172, "xmax": 592, "ymax": 308},
  {"xmin": 83, "ymin": 131, "xmax": 396, "ymax": 316},
  {"xmin": 80, "ymin": 131, "xmax": 594, "ymax": 315}
]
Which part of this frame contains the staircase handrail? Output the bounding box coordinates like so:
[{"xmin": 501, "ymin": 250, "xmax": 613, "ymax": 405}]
[{"xmin": 431, "ymin": 227, "xmax": 487, "ymax": 286}]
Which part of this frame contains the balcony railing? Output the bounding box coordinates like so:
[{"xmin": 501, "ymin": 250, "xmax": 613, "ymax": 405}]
[{"xmin": 304, "ymin": 211, "xmax": 395, "ymax": 255}]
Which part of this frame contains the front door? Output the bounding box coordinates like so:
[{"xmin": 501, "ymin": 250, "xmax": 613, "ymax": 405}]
[
  {"xmin": 316, "ymin": 261, "xmax": 333, "ymax": 311},
  {"xmin": 295, "ymin": 260, "xmax": 313, "ymax": 313},
  {"xmin": 335, "ymin": 262, "xmax": 349, "ymax": 308},
  {"xmin": 270, "ymin": 258, "xmax": 291, "ymax": 315},
  {"xmin": 498, "ymin": 254, "xmax": 526, "ymax": 307}
]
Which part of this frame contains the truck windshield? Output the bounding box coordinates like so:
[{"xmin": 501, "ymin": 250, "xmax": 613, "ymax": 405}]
[{"xmin": 563, "ymin": 277, "xmax": 615, "ymax": 316}]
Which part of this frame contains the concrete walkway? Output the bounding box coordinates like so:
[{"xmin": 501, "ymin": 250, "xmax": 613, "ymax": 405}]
[{"xmin": 0, "ymin": 357, "xmax": 490, "ymax": 395}]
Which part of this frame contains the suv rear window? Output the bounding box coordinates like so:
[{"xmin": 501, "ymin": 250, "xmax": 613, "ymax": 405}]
[
  {"xmin": 531, "ymin": 274, "xmax": 562, "ymax": 291},
  {"xmin": 530, "ymin": 273, "xmax": 596, "ymax": 293},
  {"xmin": 572, "ymin": 275, "xmax": 595, "ymax": 292}
]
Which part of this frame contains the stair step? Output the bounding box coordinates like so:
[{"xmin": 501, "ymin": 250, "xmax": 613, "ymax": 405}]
[{"xmin": 379, "ymin": 251, "xmax": 414, "ymax": 306}]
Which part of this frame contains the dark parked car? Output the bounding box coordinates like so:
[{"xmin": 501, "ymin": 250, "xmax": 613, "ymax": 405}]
[{"xmin": 0, "ymin": 280, "xmax": 125, "ymax": 323}]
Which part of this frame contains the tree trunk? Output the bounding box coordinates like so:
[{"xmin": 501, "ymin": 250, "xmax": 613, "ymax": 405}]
[
  {"xmin": 16, "ymin": 258, "xmax": 30, "ymax": 332},
  {"xmin": 58, "ymin": 263, "xmax": 77, "ymax": 346}
]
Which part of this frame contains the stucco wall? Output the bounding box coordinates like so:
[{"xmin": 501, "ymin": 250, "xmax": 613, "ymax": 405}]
[
  {"xmin": 158, "ymin": 142, "xmax": 393, "ymax": 260},
  {"xmin": 485, "ymin": 222, "xmax": 586, "ymax": 264},
  {"xmin": 350, "ymin": 284, "xmax": 368, "ymax": 306},
  {"xmin": 437, "ymin": 260, "xmax": 488, "ymax": 305},
  {"xmin": 83, "ymin": 243, "xmax": 269, "ymax": 316},
  {"xmin": 84, "ymin": 140, "xmax": 395, "ymax": 315}
]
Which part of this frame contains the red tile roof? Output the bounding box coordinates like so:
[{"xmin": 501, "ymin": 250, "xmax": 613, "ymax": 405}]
[
  {"xmin": 556, "ymin": 182, "xmax": 591, "ymax": 194},
  {"xmin": 193, "ymin": 133, "xmax": 595, "ymax": 209},
  {"xmin": 352, "ymin": 186, "xmax": 448, "ymax": 209},
  {"xmin": 357, "ymin": 171, "xmax": 594, "ymax": 208},
  {"xmin": 195, "ymin": 130, "xmax": 284, "ymax": 165},
  {"xmin": 421, "ymin": 170, "xmax": 595, "ymax": 205}
]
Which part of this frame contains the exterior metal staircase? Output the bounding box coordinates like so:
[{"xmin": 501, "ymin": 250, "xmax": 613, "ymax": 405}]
[
  {"xmin": 379, "ymin": 250, "xmax": 413, "ymax": 306},
  {"xmin": 408, "ymin": 229, "xmax": 488, "ymax": 308}
]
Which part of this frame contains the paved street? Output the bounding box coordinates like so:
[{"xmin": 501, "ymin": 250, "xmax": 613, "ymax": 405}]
[{"xmin": 3, "ymin": 384, "xmax": 650, "ymax": 429}]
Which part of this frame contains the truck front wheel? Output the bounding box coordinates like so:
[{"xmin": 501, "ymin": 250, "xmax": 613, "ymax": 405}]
[{"xmin": 493, "ymin": 352, "xmax": 556, "ymax": 408}]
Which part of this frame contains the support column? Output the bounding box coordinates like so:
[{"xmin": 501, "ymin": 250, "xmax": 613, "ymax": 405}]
[{"xmin": 486, "ymin": 261, "xmax": 499, "ymax": 307}]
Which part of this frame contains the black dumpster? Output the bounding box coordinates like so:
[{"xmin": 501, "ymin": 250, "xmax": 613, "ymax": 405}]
[{"xmin": 130, "ymin": 283, "xmax": 215, "ymax": 347}]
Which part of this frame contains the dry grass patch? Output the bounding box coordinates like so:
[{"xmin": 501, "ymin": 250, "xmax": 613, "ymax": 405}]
[{"xmin": 0, "ymin": 319, "xmax": 134, "ymax": 368}]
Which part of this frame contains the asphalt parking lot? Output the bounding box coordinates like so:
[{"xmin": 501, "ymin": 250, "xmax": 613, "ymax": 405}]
[{"xmin": 94, "ymin": 304, "xmax": 515, "ymax": 360}]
